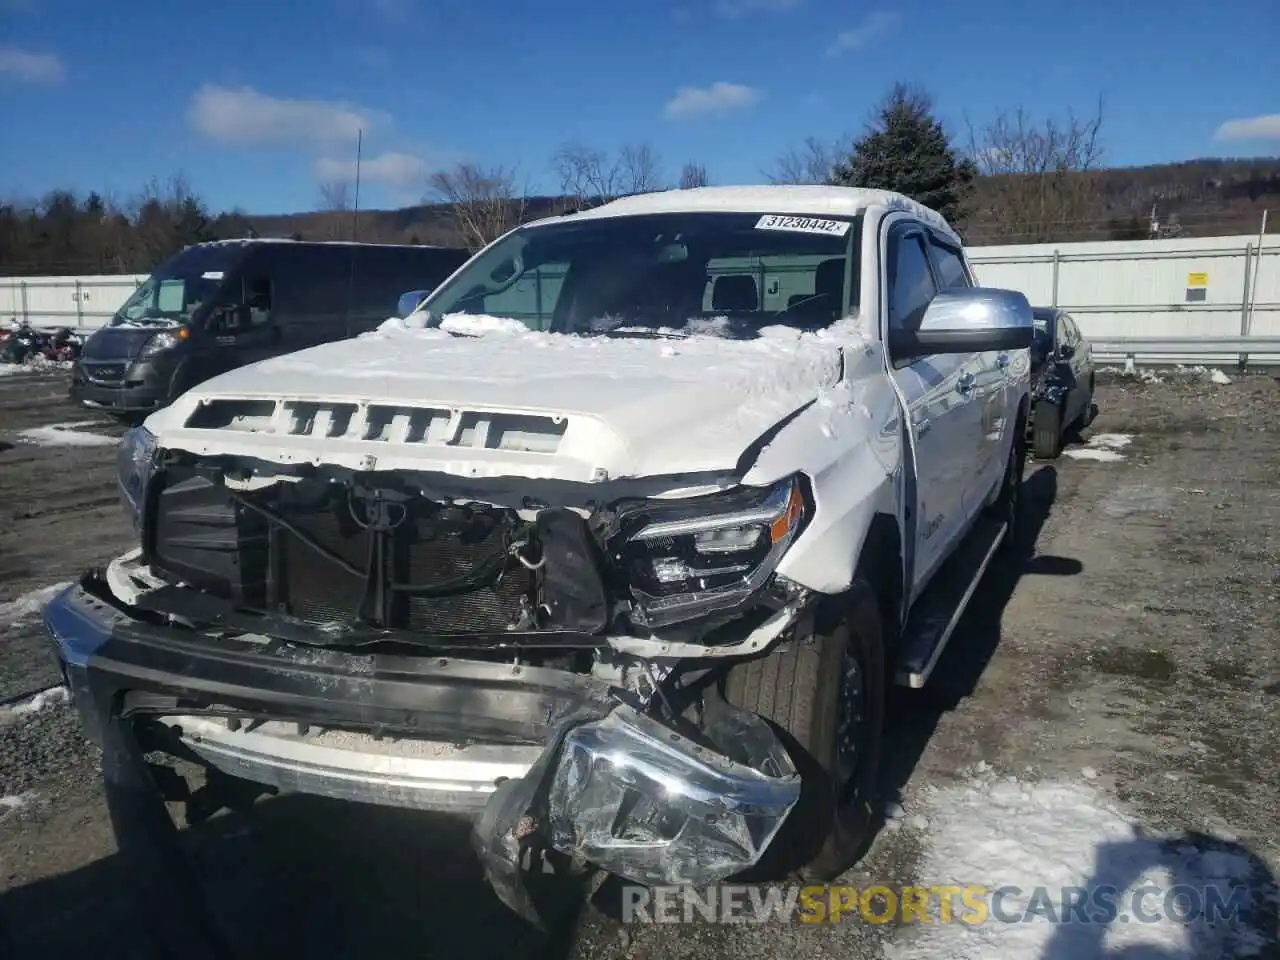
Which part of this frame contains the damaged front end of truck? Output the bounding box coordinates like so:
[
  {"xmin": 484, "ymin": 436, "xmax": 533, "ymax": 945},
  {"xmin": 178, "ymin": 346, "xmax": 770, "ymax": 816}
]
[{"xmin": 44, "ymin": 405, "xmax": 817, "ymax": 930}]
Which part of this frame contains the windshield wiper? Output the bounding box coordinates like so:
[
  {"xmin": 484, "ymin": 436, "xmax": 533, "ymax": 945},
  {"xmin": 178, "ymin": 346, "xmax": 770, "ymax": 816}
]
[{"xmin": 601, "ymin": 327, "xmax": 689, "ymax": 340}]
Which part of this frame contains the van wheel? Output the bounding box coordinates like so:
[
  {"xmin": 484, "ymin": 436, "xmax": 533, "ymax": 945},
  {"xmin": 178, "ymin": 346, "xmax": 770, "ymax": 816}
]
[
  {"xmin": 1032, "ymin": 400, "xmax": 1063, "ymax": 459},
  {"xmin": 724, "ymin": 581, "xmax": 885, "ymax": 881}
]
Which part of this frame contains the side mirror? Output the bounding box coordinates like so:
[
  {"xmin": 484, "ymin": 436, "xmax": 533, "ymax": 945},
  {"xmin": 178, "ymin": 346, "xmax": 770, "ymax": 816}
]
[
  {"xmin": 889, "ymin": 287, "xmax": 1034, "ymax": 362},
  {"xmin": 397, "ymin": 289, "xmax": 432, "ymax": 318},
  {"xmin": 1058, "ymin": 343, "xmax": 1075, "ymax": 359}
]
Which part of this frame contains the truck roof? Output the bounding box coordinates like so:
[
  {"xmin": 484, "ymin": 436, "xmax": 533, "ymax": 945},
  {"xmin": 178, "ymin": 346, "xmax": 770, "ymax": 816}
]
[{"xmin": 539, "ymin": 185, "xmax": 960, "ymax": 243}]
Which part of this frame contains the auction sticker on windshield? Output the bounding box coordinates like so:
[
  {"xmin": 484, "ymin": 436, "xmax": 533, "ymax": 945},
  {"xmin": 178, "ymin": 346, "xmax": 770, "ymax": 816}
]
[{"xmin": 755, "ymin": 215, "xmax": 851, "ymax": 236}]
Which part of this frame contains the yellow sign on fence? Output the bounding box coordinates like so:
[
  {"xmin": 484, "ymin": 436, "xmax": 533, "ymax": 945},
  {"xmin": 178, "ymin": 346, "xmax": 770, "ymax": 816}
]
[{"xmin": 1187, "ymin": 271, "xmax": 1209, "ymax": 287}]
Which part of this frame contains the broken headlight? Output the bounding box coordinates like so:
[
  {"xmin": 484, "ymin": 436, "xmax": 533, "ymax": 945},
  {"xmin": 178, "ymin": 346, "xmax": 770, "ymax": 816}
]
[
  {"xmin": 116, "ymin": 425, "xmax": 157, "ymax": 534},
  {"xmin": 616, "ymin": 475, "xmax": 807, "ymax": 628}
]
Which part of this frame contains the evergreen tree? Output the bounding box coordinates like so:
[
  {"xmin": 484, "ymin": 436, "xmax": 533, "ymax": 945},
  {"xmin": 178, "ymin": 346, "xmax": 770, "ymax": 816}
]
[{"xmin": 830, "ymin": 83, "xmax": 976, "ymax": 224}]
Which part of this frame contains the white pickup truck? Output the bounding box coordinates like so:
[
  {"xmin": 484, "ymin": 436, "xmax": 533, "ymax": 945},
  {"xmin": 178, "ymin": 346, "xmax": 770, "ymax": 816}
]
[{"xmin": 44, "ymin": 185, "xmax": 1032, "ymax": 936}]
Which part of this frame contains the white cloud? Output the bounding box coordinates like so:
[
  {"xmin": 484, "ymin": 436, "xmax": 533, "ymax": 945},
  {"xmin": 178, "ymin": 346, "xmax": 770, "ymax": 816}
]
[
  {"xmin": 187, "ymin": 84, "xmax": 389, "ymax": 148},
  {"xmin": 664, "ymin": 81, "xmax": 760, "ymax": 120},
  {"xmin": 1213, "ymin": 114, "xmax": 1280, "ymax": 142},
  {"xmin": 715, "ymin": 0, "xmax": 800, "ymax": 16},
  {"xmin": 826, "ymin": 11, "xmax": 898, "ymax": 57},
  {"xmin": 313, "ymin": 151, "xmax": 429, "ymax": 189},
  {"xmin": 0, "ymin": 45, "xmax": 65, "ymax": 85}
]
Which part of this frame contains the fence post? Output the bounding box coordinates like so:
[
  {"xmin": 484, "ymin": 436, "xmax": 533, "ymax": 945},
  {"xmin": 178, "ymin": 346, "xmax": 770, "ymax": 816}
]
[
  {"xmin": 19, "ymin": 281, "xmax": 29, "ymax": 326},
  {"xmin": 74, "ymin": 279, "xmax": 83, "ymax": 329},
  {"xmin": 1239, "ymin": 242, "xmax": 1253, "ymax": 371},
  {"xmin": 1051, "ymin": 249, "xmax": 1060, "ymax": 307}
]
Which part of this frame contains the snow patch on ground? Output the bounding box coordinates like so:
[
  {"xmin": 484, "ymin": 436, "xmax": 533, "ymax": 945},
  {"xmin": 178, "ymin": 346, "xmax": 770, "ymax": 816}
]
[
  {"xmin": 888, "ymin": 776, "xmax": 1266, "ymax": 960},
  {"xmin": 1099, "ymin": 364, "xmax": 1236, "ymax": 387},
  {"xmin": 16, "ymin": 420, "xmax": 117, "ymax": 447},
  {"xmin": 0, "ymin": 686, "xmax": 69, "ymax": 719},
  {"xmin": 0, "ymin": 792, "xmax": 37, "ymax": 817},
  {"xmin": 0, "ymin": 357, "xmax": 74, "ymax": 374},
  {"xmin": 1065, "ymin": 433, "xmax": 1132, "ymax": 462},
  {"xmin": 1065, "ymin": 449, "xmax": 1126, "ymax": 462},
  {"xmin": 0, "ymin": 582, "xmax": 72, "ymax": 629}
]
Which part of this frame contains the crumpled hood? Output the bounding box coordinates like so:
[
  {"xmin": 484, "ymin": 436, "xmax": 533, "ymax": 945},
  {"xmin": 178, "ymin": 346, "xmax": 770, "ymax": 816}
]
[{"xmin": 148, "ymin": 325, "xmax": 852, "ymax": 482}]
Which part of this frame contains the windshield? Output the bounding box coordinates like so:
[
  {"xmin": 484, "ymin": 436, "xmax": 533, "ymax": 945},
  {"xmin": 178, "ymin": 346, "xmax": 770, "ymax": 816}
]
[
  {"xmin": 111, "ymin": 245, "xmax": 242, "ymax": 328},
  {"xmin": 417, "ymin": 212, "xmax": 859, "ymax": 339}
]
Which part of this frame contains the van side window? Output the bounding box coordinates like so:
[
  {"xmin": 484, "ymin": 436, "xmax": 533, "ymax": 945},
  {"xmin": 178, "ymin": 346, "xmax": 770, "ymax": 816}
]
[
  {"xmin": 888, "ymin": 227, "xmax": 938, "ymax": 334},
  {"xmin": 245, "ymin": 276, "xmax": 273, "ymax": 327},
  {"xmin": 927, "ymin": 236, "xmax": 971, "ymax": 290},
  {"xmin": 270, "ymin": 246, "xmax": 352, "ymax": 321}
]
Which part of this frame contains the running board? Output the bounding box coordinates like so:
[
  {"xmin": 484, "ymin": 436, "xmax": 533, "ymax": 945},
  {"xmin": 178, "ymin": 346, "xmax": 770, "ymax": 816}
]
[{"xmin": 895, "ymin": 517, "xmax": 1007, "ymax": 688}]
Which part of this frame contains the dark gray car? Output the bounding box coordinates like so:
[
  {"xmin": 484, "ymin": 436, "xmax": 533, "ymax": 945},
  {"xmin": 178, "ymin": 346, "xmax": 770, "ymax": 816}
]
[{"xmin": 1028, "ymin": 306, "xmax": 1097, "ymax": 458}]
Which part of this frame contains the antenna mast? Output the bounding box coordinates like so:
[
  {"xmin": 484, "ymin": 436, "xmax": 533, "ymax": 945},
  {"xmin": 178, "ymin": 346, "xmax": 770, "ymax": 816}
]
[{"xmin": 351, "ymin": 127, "xmax": 363, "ymax": 242}]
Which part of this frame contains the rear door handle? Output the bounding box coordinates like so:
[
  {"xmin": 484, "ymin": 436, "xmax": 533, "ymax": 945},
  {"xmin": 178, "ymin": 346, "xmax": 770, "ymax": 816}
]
[
  {"xmin": 957, "ymin": 372, "xmax": 976, "ymax": 395},
  {"xmin": 996, "ymin": 353, "xmax": 1009, "ymax": 369}
]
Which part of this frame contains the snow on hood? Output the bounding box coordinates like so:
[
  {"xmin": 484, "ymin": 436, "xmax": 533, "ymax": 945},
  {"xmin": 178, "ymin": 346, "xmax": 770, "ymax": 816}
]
[{"xmin": 151, "ymin": 316, "xmax": 870, "ymax": 481}]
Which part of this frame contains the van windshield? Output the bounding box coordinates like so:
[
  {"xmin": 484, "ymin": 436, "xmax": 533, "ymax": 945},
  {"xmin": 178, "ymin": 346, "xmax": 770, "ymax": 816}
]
[
  {"xmin": 111, "ymin": 245, "xmax": 244, "ymax": 328},
  {"xmin": 417, "ymin": 212, "xmax": 858, "ymax": 339}
]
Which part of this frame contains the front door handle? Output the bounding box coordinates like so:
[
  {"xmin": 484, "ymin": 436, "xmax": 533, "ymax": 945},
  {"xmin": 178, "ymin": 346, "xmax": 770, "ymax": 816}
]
[
  {"xmin": 914, "ymin": 417, "xmax": 932, "ymax": 436},
  {"xmin": 957, "ymin": 372, "xmax": 976, "ymax": 395}
]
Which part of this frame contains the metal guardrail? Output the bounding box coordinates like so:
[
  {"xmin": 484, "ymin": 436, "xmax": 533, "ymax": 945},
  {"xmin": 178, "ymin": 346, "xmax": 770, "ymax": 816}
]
[
  {"xmin": 1090, "ymin": 335, "xmax": 1280, "ymax": 368},
  {"xmin": 1091, "ymin": 335, "xmax": 1280, "ymax": 353}
]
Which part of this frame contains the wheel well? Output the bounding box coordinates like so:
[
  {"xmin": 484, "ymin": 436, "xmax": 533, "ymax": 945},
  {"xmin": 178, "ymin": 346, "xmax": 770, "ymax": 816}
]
[{"xmin": 855, "ymin": 513, "xmax": 903, "ymax": 644}]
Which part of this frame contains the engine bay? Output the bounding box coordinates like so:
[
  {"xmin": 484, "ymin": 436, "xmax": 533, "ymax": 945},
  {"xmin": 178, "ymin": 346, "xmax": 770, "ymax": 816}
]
[{"xmin": 142, "ymin": 460, "xmax": 618, "ymax": 646}]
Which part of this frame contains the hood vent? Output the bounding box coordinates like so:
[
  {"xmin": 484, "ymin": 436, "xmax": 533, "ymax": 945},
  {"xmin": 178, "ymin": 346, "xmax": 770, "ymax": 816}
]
[{"xmin": 184, "ymin": 399, "xmax": 568, "ymax": 455}]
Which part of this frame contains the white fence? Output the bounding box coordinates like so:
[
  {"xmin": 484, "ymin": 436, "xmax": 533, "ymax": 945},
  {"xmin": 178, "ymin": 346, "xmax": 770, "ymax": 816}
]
[
  {"xmin": 3, "ymin": 233, "xmax": 1277, "ymax": 364},
  {"xmin": 0, "ymin": 273, "xmax": 147, "ymax": 331},
  {"xmin": 966, "ymin": 234, "xmax": 1278, "ymax": 365}
]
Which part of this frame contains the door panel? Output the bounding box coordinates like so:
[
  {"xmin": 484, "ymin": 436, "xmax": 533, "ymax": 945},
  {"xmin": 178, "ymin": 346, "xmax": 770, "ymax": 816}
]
[
  {"xmin": 926, "ymin": 233, "xmax": 1001, "ymax": 514},
  {"xmin": 966, "ymin": 348, "xmax": 1009, "ymax": 511},
  {"xmin": 886, "ymin": 225, "xmax": 978, "ymax": 599}
]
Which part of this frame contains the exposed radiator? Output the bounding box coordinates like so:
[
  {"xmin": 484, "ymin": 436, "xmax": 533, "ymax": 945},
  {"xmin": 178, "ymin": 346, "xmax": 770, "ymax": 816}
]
[{"xmin": 278, "ymin": 498, "xmax": 535, "ymax": 633}]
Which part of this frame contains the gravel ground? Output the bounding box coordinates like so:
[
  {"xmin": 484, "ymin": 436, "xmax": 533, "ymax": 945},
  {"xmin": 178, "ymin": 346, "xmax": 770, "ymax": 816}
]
[{"xmin": 0, "ymin": 366, "xmax": 1277, "ymax": 959}]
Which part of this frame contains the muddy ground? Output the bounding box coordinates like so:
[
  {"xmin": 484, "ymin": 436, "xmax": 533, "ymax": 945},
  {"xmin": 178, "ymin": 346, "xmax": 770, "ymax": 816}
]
[{"xmin": 0, "ymin": 365, "xmax": 1276, "ymax": 959}]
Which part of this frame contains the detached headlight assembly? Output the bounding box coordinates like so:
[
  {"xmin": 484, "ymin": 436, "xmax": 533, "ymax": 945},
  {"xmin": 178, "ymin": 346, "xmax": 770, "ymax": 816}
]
[
  {"xmin": 615, "ymin": 475, "xmax": 807, "ymax": 628},
  {"xmin": 117, "ymin": 425, "xmax": 158, "ymax": 534}
]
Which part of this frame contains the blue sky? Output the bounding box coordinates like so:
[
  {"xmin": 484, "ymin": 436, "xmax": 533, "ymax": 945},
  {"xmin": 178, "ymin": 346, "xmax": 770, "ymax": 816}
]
[{"xmin": 1, "ymin": 0, "xmax": 1277, "ymax": 214}]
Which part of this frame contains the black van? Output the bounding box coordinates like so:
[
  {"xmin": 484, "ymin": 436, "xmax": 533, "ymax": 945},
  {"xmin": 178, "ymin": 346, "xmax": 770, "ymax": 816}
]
[{"xmin": 70, "ymin": 239, "xmax": 469, "ymax": 417}]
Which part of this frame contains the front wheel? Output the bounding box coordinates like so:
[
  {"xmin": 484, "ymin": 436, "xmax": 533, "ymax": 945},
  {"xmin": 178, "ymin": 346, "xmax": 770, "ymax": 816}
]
[
  {"xmin": 724, "ymin": 581, "xmax": 886, "ymax": 881},
  {"xmin": 988, "ymin": 416, "xmax": 1027, "ymax": 561}
]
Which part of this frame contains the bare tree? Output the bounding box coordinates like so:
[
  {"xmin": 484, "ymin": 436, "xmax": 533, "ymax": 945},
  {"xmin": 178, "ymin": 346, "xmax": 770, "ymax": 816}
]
[
  {"xmin": 678, "ymin": 162, "xmax": 710, "ymax": 189},
  {"xmin": 764, "ymin": 136, "xmax": 839, "ymax": 185},
  {"xmin": 552, "ymin": 142, "xmax": 614, "ymax": 209},
  {"xmin": 966, "ymin": 99, "xmax": 1106, "ymax": 242},
  {"xmin": 318, "ymin": 179, "xmax": 353, "ymax": 212},
  {"xmin": 551, "ymin": 141, "xmax": 666, "ymax": 208},
  {"xmin": 619, "ymin": 143, "xmax": 665, "ymax": 194},
  {"xmin": 427, "ymin": 162, "xmax": 528, "ymax": 252}
]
